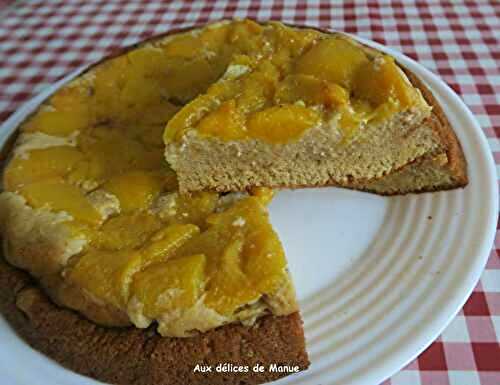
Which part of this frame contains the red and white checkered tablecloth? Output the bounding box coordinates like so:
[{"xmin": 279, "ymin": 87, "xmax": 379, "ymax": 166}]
[{"xmin": 0, "ymin": 1, "xmax": 499, "ymax": 384}]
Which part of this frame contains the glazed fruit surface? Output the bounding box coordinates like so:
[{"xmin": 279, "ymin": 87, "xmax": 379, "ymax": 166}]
[
  {"xmin": 164, "ymin": 20, "xmax": 420, "ymax": 144},
  {"xmin": 2, "ymin": 20, "xmax": 302, "ymax": 337}
]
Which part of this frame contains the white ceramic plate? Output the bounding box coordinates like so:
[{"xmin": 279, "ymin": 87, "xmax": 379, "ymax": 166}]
[{"xmin": 0, "ymin": 36, "xmax": 497, "ymax": 385}]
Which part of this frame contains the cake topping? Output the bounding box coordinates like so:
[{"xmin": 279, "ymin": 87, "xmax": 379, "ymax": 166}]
[
  {"xmin": 163, "ymin": 21, "xmax": 423, "ymax": 144},
  {"xmin": 0, "ymin": 21, "xmax": 303, "ymax": 336}
]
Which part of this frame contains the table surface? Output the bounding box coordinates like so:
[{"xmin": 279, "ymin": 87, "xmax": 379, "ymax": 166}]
[{"xmin": 0, "ymin": 1, "xmax": 499, "ymax": 384}]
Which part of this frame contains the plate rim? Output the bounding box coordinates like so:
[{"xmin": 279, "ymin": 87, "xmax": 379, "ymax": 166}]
[{"xmin": 329, "ymin": 32, "xmax": 499, "ymax": 385}]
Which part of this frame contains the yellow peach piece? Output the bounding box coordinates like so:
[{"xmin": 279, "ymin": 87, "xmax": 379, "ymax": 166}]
[
  {"xmin": 19, "ymin": 180, "xmax": 102, "ymax": 225},
  {"xmin": 296, "ymin": 37, "xmax": 369, "ymax": 87},
  {"xmin": 197, "ymin": 100, "xmax": 247, "ymax": 140},
  {"xmin": 131, "ymin": 253, "xmax": 206, "ymax": 317},
  {"xmin": 103, "ymin": 171, "xmax": 164, "ymax": 213},
  {"xmin": 22, "ymin": 106, "xmax": 88, "ymax": 136},
  {"xmin": 141, "ymin": 223, "xmax": 200, "ymax": 267},
  {"xmin": 68, "ymin": 249, "xmax": 142, "ymax": 308},
  {"xmin": 276, "ymin": 74, "xmax": 349, "ymax": 107},
  {"xmin": 247, "ymin": 104, "xmax": 321, "ymax": 143},
  {"xmin": 204, "ymin": 233, "xmax": 260, "ymax": 315},
  {"xmin": 3, "ymin": 146, "xmax": 84, "ymax": 190},
  {"xmin": 353, "ymin": 55, "xmax": 417, "ymax": 109},
  {"xmin": 90, "ymin": 212, "xmax": 162, "ymax": 251}
]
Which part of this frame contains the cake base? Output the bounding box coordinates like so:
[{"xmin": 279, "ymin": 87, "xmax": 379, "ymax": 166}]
[{"xmin": 0, "ymin": 255, "xmax": 309, "ymax": 385}]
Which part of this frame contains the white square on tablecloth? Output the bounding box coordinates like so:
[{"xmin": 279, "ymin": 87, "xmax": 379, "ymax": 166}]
[
  {"xmin": 491, "ymin": 316, "xmax": 500, "ymax": 341},
  {"xmin": 448, "ymin": 371, "xmax": 481, "ymax": 385},
  {"xmin": 441, "ymin": 316, "xmax": 471, "ymax": 343},
  {"xmin": 389, "ymin": 370, "xmax": 422, "ymax": 385},
  {"xmin": 481, "ymin": 270, "xmax": 500, "ymax": 292}
]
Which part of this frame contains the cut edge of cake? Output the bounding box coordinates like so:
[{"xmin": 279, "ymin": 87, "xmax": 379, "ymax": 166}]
[
  {"xmin": 337, "ymin": 66, "xmax": 467, "ymax": 195},
  {"xmin": 165, "ymin": 57, "xmax": 467, "ymax": 196},
  {"xmin": 163, "ymin": 28, "xmax": 456, "ymax": 194}
]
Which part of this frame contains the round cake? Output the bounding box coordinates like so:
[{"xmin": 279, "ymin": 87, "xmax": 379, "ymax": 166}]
[{"xmin": 0, "ymin": 19, "xmax": 467, "ymax": 385}]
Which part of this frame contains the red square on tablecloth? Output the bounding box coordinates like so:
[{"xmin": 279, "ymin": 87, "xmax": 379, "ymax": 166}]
[
  {"xmin": 463, "ymin": 292, "xmax": 491, "ymax": 316},
  {"xmin": 418, "ymin": 342, "xmax": 448, "ymax": 371},
  {"xmin": 472, "ymin": 343, "xmax": 500, "ymax": 371}
]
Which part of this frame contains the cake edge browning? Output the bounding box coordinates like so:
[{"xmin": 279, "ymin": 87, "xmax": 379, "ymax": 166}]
[
  {"xmin": 402, "ymin": 67, "xmax": 468, "ymax": 189},
  {"xmin": 0, "ymin": 254, "xmax": 309, "ymax": 385},
  {"xmin": 291, "ymin": 24, "xmax": 468, "ymax": 194},
  {"xmin": 339, "ymin": 65, "xmax": 468, "ymax": 195}
]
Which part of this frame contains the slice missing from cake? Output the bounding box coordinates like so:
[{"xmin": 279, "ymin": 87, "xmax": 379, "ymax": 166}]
[{"xmin": 163, "ymin": 21, "xmax": 467, "ymax": 194}]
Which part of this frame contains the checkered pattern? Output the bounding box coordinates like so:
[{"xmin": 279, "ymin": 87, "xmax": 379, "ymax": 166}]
[{"xmin": 0, "ymin": 1, "xmax": 499, "ymax": 384}]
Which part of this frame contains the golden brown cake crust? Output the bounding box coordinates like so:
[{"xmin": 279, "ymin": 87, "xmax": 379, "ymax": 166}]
[
  {"xmin": 0, "ymin": 254, "xmax": 309, "ymax": 385},
  {"xmin": 401, "ymin": 67, "xmax": 468, "ymax": 189}
]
